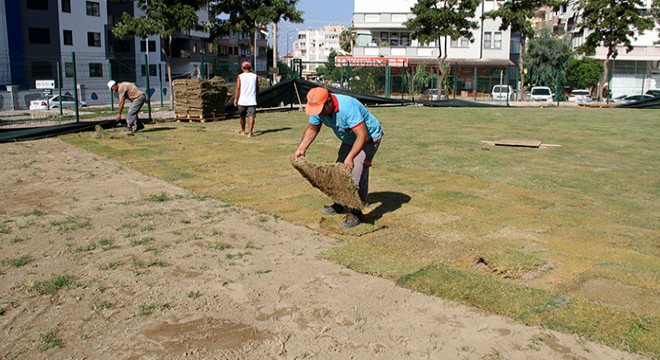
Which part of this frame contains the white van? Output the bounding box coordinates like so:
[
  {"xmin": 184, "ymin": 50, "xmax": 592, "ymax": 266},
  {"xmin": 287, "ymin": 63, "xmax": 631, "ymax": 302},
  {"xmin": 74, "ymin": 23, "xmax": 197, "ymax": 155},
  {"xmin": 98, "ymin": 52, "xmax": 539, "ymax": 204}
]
[
  {"xmin": 491, "ymin": 85, "xmax": 512, "ymax": 101},
  {"xmin": 530, "ymin": 86, "xmax": 553, "ymax": 102}
]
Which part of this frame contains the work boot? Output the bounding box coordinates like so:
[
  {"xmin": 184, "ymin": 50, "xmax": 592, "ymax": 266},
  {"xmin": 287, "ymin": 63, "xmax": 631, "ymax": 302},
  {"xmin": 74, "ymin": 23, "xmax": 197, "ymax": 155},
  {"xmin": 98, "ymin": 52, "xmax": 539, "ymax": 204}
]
[
  {"xmin": 321, "ymin": 203, "xmax": 346, "ymax": 215},
  {"xmin": 340, "ymin": 210, "xmax": 362, "ymax": 229}
]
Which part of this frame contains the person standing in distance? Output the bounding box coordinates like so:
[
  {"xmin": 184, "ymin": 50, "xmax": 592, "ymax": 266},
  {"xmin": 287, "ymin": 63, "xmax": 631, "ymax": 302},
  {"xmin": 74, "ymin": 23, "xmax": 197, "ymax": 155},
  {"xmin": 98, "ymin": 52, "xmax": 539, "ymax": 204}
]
[
  {"xmin": 107, "ymin": 80, "xmax": 146, "ymax": 133},
  {"xmin": 293, "ymin": 87, "xmax": 384, "ymax": 228},
  {"xmin": 234, "ymin": 61, "xmax": 259, "ymax": 137}
]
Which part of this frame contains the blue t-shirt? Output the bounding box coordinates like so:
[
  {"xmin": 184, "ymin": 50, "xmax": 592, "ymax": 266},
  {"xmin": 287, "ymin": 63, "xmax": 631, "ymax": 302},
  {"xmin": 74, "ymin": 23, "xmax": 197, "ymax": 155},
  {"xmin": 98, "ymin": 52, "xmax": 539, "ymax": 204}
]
[{"xmin": 309, "ymin": 94, "xmax": 383, "ymax": 144}]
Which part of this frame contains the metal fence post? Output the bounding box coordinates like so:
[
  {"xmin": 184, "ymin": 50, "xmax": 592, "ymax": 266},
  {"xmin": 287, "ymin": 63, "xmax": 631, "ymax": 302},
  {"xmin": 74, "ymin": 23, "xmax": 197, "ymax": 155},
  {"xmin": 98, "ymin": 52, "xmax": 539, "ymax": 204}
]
[
  {"xmin": 159, "ymin": 63, "xmax": 163, "ymax": 108},
  {"xmin": 72, "ymin": 52, "xmax": 79, "ymax": 123},
  {"xmin": 144, "ymin": 54, "xmax": 152, "ymax": 122},
  {"xmin": 57, "ymin": 61, "xmax": 63, "ymax": 116}
]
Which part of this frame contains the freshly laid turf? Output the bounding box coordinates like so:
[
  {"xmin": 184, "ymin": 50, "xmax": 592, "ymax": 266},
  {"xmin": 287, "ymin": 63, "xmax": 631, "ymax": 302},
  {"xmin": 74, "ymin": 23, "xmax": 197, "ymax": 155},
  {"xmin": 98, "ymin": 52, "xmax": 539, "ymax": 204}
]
[{"xmin": 63, "ymin": 106, "xmax": 659, "ymax": 356}]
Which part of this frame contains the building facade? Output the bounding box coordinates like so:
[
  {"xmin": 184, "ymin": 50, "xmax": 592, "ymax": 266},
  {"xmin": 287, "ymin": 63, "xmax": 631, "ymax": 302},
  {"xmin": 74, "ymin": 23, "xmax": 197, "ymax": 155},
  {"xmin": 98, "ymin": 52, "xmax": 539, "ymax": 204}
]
[
  {"xmin": 0, "ymin": 1, "xmax": 252, "ymax": 108},
  {"xmin": 292, "ymin": 25, "xmax": 346, "ymax": 77},
  {"xmin": 351, "ymin": 0, "xmax": 513, "ymax": 95},
  {"xmin": 559, "ymin": 0, "xmax": 660, "ymax": 97}
]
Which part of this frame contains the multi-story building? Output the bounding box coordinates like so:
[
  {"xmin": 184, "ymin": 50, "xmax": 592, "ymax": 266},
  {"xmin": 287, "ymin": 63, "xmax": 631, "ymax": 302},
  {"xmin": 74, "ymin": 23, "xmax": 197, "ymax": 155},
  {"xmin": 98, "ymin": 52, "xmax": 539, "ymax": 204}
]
[
  {"xmin": 559, "ymin": 0, "xmax": 659, "ymax": 97},
  {"xmin": 292, "ymin": 25, "xmax": 346, "ymax": 77},
  {"xmin": 351, "ymin": 0, "xmax": 513, "ymax": 95},
  {"xmin": 215, "ymin": 28, "xmax": 269, "ymax": 79},
  {"xmin": 0, "ymin": 0, "xmax": 222, "ymax": 108}
]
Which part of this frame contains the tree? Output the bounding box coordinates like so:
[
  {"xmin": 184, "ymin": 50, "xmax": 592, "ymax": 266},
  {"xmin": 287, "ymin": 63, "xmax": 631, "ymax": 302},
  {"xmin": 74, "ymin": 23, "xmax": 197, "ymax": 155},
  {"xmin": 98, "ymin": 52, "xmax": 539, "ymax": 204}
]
[
  {"xmin": 565, "ymin": 57, "xmax": 603, "ymax": 91},
  {"xmin": 112, "ymin": 0, "xmax": 208, "ymax": 109},
  {"xmin": 575, "ymin": 0, "xmax": 654, "ymax": 101},
  {"xmin": 484, "ymin": 0, "xmax": 558, "ymax": 95},
  {"xmin": 209, "ymin": 0, "xmax": 303, "ymax": 62},
  {"xmin": 404, "ymin": 0, "xmax": 479, "ymax": 95},
  {"xmin": 525, "ymin": 27, "xmax": 571, "ymax": 92},
  {"xmin": 315, "ymin": 50, "xmax": 342, "ymax": 83},
  {"xmin": 339, "ymin": 29, "xmax": 356, "ymax": 54}
]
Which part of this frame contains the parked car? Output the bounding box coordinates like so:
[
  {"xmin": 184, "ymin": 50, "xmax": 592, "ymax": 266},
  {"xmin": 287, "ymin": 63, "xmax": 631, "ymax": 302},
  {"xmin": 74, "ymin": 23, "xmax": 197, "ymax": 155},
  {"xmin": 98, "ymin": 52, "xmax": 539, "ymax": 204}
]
[
  {"xmin": 530, "ymin": 86, "xmax": 554, "ymax": 102},
  {"xmin": 644, "ymin": 89, "xmax": 660, "ymax": 97},
  {"xmin": 567, "ymin": 89, "xmax": 592, "ymax": 103},
  {"xmin": 29, "ymin": 95, "xmax": 88, "ymax": 110},
  {"xmin": 491, "ymin": 85, "xmax": 513, "ymax": 101},
  {"xmin": 616, "ymin": 94, "xmax": 655, "ymax": 104},
  {"xmin": 421, "ymin": 88, "xmax": 448, "ymax": 101}
]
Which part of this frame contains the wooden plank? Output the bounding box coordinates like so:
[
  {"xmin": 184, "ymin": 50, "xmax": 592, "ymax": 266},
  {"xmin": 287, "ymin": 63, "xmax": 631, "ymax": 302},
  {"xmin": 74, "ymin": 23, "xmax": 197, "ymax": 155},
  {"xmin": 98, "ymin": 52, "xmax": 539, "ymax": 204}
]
[{"xmin": 494, "ymin": 139, "xmax": 542, "ymax": 148}]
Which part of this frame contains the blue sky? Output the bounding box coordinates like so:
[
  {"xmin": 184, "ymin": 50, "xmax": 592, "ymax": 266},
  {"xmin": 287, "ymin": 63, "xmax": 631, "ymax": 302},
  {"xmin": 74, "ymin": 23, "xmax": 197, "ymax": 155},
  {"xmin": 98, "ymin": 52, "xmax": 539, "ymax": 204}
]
[{"xmin": 275, "ymin": 0, "xmax": 354, "ymax": 55}]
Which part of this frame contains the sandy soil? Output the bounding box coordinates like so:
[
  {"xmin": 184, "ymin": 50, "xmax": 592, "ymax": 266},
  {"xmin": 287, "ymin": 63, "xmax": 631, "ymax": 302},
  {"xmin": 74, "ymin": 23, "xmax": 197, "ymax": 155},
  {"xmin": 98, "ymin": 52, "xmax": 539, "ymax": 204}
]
[{"xmin": 0, "ymin": 138, "xmax": 648, "ymax": 360}]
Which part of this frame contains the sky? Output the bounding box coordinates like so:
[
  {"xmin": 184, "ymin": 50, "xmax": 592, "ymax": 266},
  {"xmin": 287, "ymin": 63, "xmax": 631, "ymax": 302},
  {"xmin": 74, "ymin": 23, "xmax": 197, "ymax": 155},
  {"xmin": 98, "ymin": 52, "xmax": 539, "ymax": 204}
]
[{"xmin": 274, "ymin": 0, "xmax": 355, "ymax": 56}]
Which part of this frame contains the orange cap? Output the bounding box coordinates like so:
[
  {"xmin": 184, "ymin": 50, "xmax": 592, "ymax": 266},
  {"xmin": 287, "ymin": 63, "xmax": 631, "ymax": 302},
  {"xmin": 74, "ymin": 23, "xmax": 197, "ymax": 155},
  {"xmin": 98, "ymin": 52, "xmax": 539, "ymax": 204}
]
[{"xmin": 305, "ymin": 87, "xmax": 329, "ymax": 115}]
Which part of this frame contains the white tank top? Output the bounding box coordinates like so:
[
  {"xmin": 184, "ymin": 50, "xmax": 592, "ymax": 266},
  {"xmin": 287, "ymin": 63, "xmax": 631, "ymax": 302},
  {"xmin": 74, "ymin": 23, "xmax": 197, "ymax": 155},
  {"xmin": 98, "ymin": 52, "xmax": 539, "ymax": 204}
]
[{"xmin": 238, "ymin": 72, "xmax": 258, "ymax": 106}]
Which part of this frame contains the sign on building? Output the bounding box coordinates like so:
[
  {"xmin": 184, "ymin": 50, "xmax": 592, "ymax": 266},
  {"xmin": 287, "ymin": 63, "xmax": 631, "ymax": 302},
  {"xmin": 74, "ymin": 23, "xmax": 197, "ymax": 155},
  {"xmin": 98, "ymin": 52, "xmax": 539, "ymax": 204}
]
[
  {"xmin": 35, "ymin": 80, "xmax": 55, "ymax": 89},
  {"xmin": 334, "ymin": 56, "xmax": 408, "ymax": 67}
]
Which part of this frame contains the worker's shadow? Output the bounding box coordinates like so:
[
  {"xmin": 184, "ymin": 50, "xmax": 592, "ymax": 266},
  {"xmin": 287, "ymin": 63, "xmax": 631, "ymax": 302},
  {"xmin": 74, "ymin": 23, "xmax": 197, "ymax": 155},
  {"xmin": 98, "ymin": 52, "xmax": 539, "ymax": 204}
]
[
  {"xmin": 365, "ymin": 191, "xmax": 411, "ymax": 222},
  {"xmin": 252, "ymin": 127, "xmax": 292, "ymax": 137}
]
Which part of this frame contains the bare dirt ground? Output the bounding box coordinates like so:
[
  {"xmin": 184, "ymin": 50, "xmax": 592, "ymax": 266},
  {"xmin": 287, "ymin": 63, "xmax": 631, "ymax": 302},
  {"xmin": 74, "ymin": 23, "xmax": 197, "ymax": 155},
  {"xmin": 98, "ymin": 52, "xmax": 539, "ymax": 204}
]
[{"xmin": 0, "ymin": 138, "xmax": 649, "ymax": 360}]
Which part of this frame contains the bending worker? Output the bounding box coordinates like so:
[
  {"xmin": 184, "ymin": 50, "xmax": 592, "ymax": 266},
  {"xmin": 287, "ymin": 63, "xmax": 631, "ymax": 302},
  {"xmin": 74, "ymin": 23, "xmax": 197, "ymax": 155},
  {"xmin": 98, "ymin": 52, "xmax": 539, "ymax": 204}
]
[
  {"xmin": 294, "ymin": 87, "xmax": 383, "ymax": 229},
  {"xmin": 107, "ymin": 80, "xmax": 146, "ymax": 133}
]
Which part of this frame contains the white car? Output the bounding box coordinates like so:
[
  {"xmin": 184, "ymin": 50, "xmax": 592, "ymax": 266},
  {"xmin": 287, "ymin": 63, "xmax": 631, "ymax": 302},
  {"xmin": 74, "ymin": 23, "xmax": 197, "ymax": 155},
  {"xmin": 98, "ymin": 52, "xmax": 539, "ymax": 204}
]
[
  {"xmin": 530, "ymin": 86, "xmax": 554, "ymax": 102},
  {"xmin": 491, "ymin": 85, "xmax": 513, "ymax": 101},
  {"xmin": 29, "ymin": 95, "xmax": 88, "ymax": 110},
  {"xmin": 421, "ymin": 88, "xmax": 448, "ymax": 101},
  {"xmin": 567, "ymin": 89, "xmax": 592, "ymax": 103}
]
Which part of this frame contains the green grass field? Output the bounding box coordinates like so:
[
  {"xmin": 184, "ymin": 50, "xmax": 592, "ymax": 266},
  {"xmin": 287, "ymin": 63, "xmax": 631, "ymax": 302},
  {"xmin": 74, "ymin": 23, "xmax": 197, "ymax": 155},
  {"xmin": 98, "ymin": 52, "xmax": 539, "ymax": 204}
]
[{"xmin": 63, "ymin": 106, "xmax": 659, "ymax": 356}]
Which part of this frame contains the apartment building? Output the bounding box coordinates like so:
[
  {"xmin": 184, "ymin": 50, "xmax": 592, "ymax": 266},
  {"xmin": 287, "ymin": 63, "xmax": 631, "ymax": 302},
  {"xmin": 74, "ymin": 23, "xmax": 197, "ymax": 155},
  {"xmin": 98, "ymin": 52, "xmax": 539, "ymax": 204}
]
[
  {"xmin": 292, "ymin": 25, "xmax": 346, "ymax": 77},
  {"xmin": 215, "ymin": 29, "xmax": 269, "ymax": 78},
  {"xmin": 351, "ymin": 0, "xmax": 513, "ymax": 94},
  {"xmin": 0, "ymin": 0, "xmax": 223, "ymax": 108},
  {"xmin": 559, "ymin": 0, "xmax": 659, "ymax": 97}
]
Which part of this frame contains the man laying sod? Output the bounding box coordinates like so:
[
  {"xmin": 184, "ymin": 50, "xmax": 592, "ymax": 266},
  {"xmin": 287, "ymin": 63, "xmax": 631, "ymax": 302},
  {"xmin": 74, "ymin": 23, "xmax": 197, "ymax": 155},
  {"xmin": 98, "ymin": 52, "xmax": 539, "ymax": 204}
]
[{"xmin": 294, "ymin": 87, "xmax": 384, "ymax": 228}]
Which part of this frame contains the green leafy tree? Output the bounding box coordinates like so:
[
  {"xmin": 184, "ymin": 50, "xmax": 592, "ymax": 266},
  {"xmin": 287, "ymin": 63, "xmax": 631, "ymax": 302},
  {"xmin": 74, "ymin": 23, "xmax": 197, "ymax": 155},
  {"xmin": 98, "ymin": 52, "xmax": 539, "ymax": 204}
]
[
  {"xmin": 112, "ymin": 0, "xmax": 208, "ymax": 108},
  {"xmin": 405, "ymin": 0, "xmax": 479, "ymax": 94},
  {"xmin": 209, "ymin": 0, "xmax": 303, "ymax": 60},
  {"xmin": 351, "ymin": 67, "xmax": 384, "ymax": 96},
  {"xmin": 565, "ymin": 57, "xmax": 603, "ymax": 91},
  {"xmin": 339, "ymin": 29, "xmax": 356, "ymax": 54},
  {"xmin": 484, "ymin": 0, "xmax": 559, "ymax": 95},
  {"xmin": 413, "ymin": 64, "xmax": 431, "ymax": 93},
  {"xmin": 525, "ymin": 27, "xmax": 571, "ymax": 92},
  {"xmin": 315, "ymin": 50, "xmax": 342, "ymax": 82},
  {"xmin": 575, "ymin": 0, "xmax": 655, "ymax": 100}
]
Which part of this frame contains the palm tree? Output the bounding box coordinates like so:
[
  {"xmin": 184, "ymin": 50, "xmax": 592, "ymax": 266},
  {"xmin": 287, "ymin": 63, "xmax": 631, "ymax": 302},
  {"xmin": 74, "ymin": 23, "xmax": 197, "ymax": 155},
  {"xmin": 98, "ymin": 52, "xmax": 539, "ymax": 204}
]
[{"xmin": 339, "ymin": 29, "xmax": 356, "ymax": 54}]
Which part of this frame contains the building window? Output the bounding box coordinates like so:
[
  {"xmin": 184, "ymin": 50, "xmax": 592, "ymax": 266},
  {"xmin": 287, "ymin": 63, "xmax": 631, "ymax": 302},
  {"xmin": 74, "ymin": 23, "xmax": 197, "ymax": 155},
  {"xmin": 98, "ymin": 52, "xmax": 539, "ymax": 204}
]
[
  {"xmin": 400, "ymin": 33, "xmax": 410, "ymax": 46},
  {"xmin": 484, "ymin": 32, "xmax": 492, "ymax": 49},
  {"xmin": 86, "ymin": 1, "xmax": 100, "ymax": 16},
  {"xmin": 141, "ymin": 64, "xmax": 157, "ymax": 77},
  {"xmin": 27, "ymin": 0, "xmax": 48, "ymax": 10},
  {"xmin": 62, "ymin": 0, "xmax": 71, "ymax": 13},
  {"xmin": 219, "ymin": 46, "xmax": 228, "ymax": 55},
  {"xmin": 140, "ymin": 40, "xmax": 156, "ymax": 52},
  {"xmin": 63, "ymin": 30, "xmax": 73, "ymax": 46},
  {"xmin": 494, "ymin": 32, "xmax": 502, "ymax": 49},
  {"xmin": 192, "ymin": 42, "xmax": 198, "ymax": 53},
  {"xmin": 365, "ymin": 14, "xmax": 380, "ymax": 22},
  {"xmin": 451, "ymin": 36, "xmax": 470, "ymax": 48},
  {"xmin": 28, "ymin": 28, "xmax": 50, "ymax": 44},
  {"xmin": 87, "ymin": 32, "xmax": 101, "ymax": 47},
  {"xmin": 113, "ymin": 40, "xmax": 130, "ymax": 53},
  {"xmin": 65, "ymin": 62, "xmax": 74, "ymax": 78},
  {"xmin": 89, "ymin": 63, "xmax": 103, "ymax": 77},
  {"xmin": 31, "ymin": 61, "xmax": 53, "ymax": 78}
]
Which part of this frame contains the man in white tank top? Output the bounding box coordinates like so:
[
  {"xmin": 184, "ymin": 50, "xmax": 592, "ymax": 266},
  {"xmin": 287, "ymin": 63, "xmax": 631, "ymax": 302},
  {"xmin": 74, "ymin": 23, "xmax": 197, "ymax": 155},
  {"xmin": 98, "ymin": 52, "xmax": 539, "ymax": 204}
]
[{"xmin": 234, "ymin": 61, "xmax": 259, "ymax": 137}]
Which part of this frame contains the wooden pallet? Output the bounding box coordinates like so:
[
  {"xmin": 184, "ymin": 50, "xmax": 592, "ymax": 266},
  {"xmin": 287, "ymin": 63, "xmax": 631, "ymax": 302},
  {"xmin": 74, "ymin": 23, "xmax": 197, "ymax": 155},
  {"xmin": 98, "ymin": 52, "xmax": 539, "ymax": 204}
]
[{"xmin": 174, "ymin": 113, "xmax": 224, "ymax": 123}]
